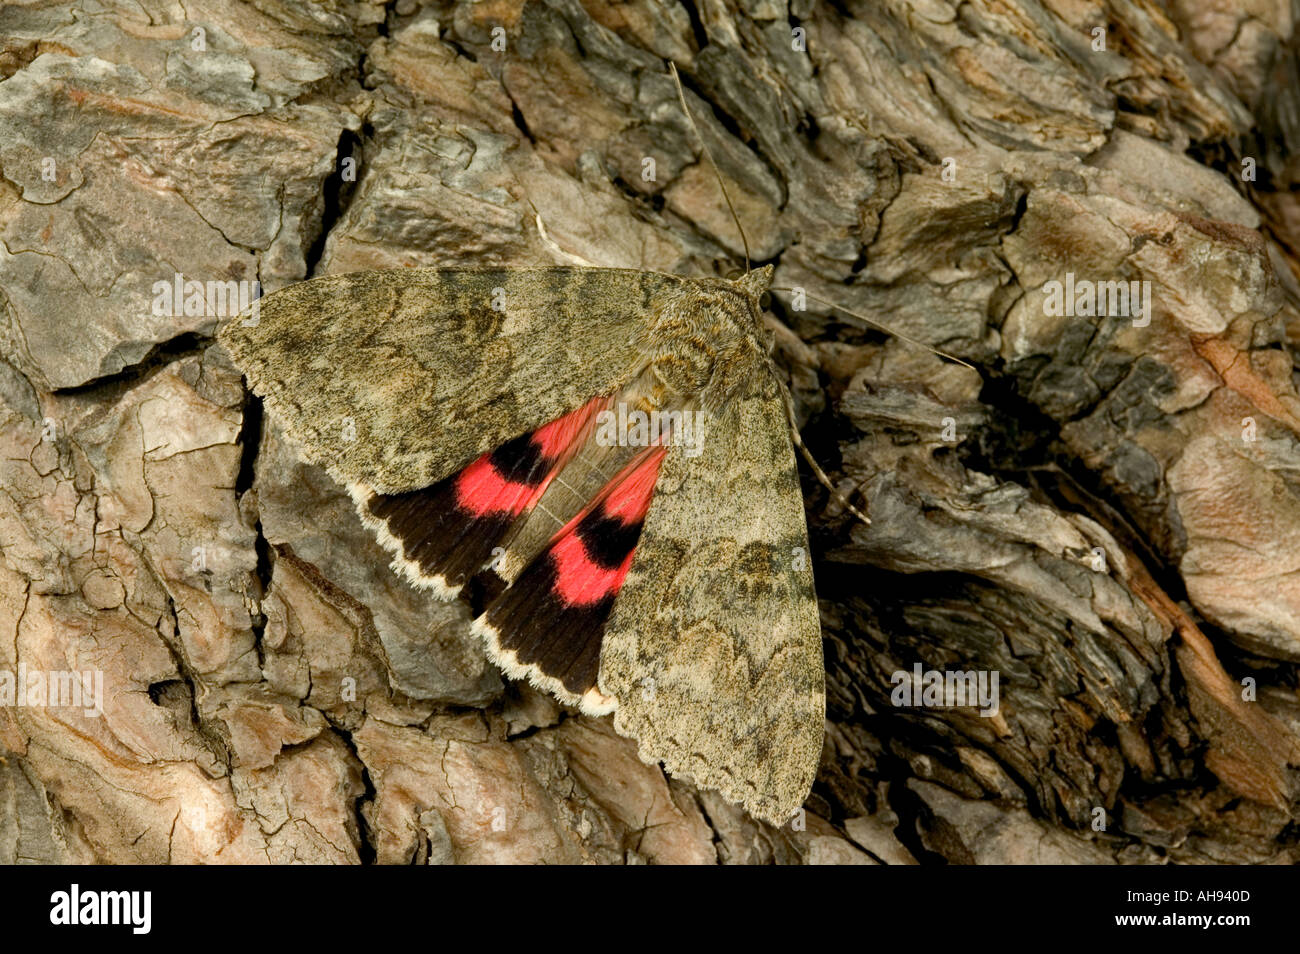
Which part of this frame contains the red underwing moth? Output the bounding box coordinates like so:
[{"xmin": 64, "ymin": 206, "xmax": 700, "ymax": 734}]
[
  {"xmin": 219, "ymin": 264, "xmax": 824, "ymax": 825},
  {"xmin": 219, "ymin": 62, "xmax": 834, "ymax": 826}
]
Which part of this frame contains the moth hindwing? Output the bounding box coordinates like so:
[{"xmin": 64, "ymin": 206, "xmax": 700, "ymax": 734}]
[{"xmin": 220, "ymin": 263, "xmax": 825, "ymax": 825}]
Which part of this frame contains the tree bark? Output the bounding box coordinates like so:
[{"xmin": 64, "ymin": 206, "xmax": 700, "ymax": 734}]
[{"xmin": 1, "ymin": 0, "xmax": 1298, "ymax": 863}]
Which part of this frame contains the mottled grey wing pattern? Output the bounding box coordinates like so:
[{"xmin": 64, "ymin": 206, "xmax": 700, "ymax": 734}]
[
  {"xmin": 599, "ymin": 373, "xmax": 825, "ymax": 825},
  {"xmin": 219, "ymin": 267, "xmax": 669, "ymax": 493}
]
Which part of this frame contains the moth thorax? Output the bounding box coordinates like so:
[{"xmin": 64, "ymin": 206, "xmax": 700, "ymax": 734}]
[
  {"xmin": 648, "ymin": 284, "xmax": 766, "ymax": 406},
  {"xmin": 650, "ymin": 337, "xmax": 720, "ymax": 399}
]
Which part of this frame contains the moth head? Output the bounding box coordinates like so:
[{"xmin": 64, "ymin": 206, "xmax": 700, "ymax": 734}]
[
  {"xmin": 734, "ymin": 266, "xmax": 777, "ymax": 360},
  {"xmin": 732, "ymin": 265, "xmax": 774, "ymax": 302}
]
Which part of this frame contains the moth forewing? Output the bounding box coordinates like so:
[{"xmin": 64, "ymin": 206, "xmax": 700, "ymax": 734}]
[
  {"xmin": 218, "ymin": 267, "xmax": 669, "ymax": 494},
  {"xmin": 599, "ymin": 373, "xmax": 825, "ymax": 826}
]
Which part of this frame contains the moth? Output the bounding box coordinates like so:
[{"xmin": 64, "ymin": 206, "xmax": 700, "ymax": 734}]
[{"xmin": 219, "ymin": 264, "xmax": 824, "ymax": 825}]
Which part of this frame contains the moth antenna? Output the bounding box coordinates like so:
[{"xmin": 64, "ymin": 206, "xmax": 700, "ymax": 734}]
[
  {"xmin": 778, "ymin": 379, "xmax": 871, "ymax": 526},
  {"xmin": 669, "ymin": 61, "xmax": 751, "ymax": 272},
  {"xmin": 508, "ymin": 167, "xmax": 600, "ymax": 268},
  {"xmin": 772, "ymin": 287, "xmax": 977, "ymax": 371}
]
